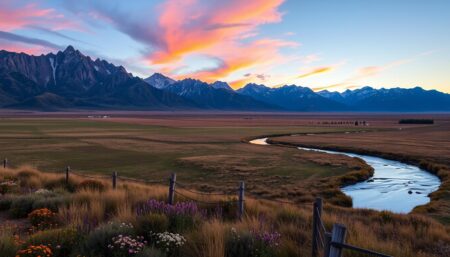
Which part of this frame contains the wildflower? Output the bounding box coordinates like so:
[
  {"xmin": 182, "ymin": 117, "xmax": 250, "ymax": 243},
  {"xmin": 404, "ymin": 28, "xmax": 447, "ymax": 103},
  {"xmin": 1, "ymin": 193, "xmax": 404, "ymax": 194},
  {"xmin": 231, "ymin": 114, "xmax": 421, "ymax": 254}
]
[
  {"xmin": 108, "ymin": 235, "xmax": 146, "ymax": 255},
  {"xmin": 28, "ymin": 208, "xmax": 60, "ymax": 231},
  {"xmin": 137, "ymin": 200, "xmax": 201, "ymax": 217},
  {"xmin": 16, "ymin": 244, "xmax": 53, "ymax": 257},
  {"xmin": 152, "ymin": 231, "xmax": 186, "ymax": 253}
]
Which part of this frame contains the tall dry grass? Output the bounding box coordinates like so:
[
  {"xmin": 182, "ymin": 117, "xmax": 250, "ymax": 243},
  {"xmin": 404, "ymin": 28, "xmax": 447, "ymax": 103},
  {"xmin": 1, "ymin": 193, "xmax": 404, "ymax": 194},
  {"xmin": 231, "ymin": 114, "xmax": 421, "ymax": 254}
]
[{"xmin": 1, "ymin": 166, "xmax": 450, "ymax": 257}]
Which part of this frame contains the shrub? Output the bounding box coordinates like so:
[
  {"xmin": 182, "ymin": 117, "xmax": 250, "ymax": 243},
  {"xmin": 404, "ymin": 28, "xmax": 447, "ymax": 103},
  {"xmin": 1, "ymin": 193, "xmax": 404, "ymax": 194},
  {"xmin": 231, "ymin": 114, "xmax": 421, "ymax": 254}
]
[
  {"xmin": 34, "ymin": 189, "xmax": 54, "ymax": 196},
  {"xmin": 27, "ymin": 228, "xmax": 79, "ymax": 257},
  {"xmin": 169, "ymin": 214, "xmax": 200, "ymax": 233},
  {"xmin": 0, "ymin": 229, "xmax": 21, "ymax": 257},
  {"xmin": 0, "ymin": 195, "xmax": 16, "ymax": 211},
  {"xmin": 78, "ymin": 179, "xmax": 106, "ymax": 192},
  {"xmin": 28, "ymin": 208, "xmax": 60, "ymax": 230},
  {"xmin": 225, "ymin": 229, "xmax": 254, "ymax": 257},
  {"xmin": 0, "ymin": 180, "xmax": 19, "ymax": 195},
  {"xmin": 379, "ymin": 211, "xmax": 394, "ymax": 223},
  {"xmin": 137, "ymin": 200, "xmax": 202, "ymax": 233},
  {"xmin": 17, "ymin": 170, "xmax": 39, "ymax": 179},
  {"xmin": 108, "ymin": 235, "xmax": 147, "ymax": 256},
  {"xmin": 202, "ymin": 200, "xmax": 237, "ymax": 220},
  {"xmin": 16, "ymin": 244, "xmax": 53, "ymax": 257},
  {"xmin": 134, "ymin": 213, "xmax": 169, "ymax": 240},
  {"xmin": 225, "ymin": 228, "xmax": 281, "ymax": 257},
  {"xmin": 79, "ymin": 222, "xmax": 136, "ymax": 257},
  {"xmin": 135, "ymin": 247, "xmax": 166, "ymax": 257},
  {"xmin": 8, "ymin": 194, "xmax": 39, "ymax": 218},
  {"xmin": 32, "ymin": 195, "xmax": 69, "ymax": 212},
  {"xmin": 44, "ymin": 178, "xmax": 77, "ymax": 193}
]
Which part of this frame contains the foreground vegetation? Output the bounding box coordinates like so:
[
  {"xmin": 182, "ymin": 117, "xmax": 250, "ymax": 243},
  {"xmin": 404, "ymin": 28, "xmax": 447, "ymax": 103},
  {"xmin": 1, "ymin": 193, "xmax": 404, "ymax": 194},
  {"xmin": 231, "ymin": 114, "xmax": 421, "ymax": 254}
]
[{"xmin": 0, "ymin": 166, "xmax": 449, "ymax": 257}]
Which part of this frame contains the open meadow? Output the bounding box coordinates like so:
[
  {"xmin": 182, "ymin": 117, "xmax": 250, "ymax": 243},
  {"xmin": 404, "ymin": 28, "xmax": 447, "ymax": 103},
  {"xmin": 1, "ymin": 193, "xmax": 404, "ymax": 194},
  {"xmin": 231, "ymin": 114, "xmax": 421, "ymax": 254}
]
[{"xmin": 0, "ymin": 112, "xmax": 449, "ymax": 257}]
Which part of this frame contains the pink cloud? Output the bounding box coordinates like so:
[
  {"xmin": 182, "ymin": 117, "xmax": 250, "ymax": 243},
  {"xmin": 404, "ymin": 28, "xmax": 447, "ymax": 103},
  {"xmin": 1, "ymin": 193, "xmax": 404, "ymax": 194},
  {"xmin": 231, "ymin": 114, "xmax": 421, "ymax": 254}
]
[
  {"xmin": 149, "ymin": 0, "xmax": 286, "ymax": 64},
  {"xmin": 0, "ymin": 1, "xmax": 80, "ymax": 31},
  {"xmin": 0, "ymin": 41, "xmax": 50, "ymax": 55}
]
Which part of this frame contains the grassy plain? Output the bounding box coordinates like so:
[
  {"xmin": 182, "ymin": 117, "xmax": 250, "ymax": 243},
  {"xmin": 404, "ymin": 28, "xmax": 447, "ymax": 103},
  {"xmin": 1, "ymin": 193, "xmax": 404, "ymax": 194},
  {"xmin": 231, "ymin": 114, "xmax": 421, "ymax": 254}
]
[
  {"xmin": 0, "ymin": 114, "xmax": 371, "ymax": 204},
  {"xmin": 0, "ymin": 112, "xmax": 448, "ymax": 206},
  {"xmin": 0, "ymin": 112, "xmax": 450, "ymax": 256}
]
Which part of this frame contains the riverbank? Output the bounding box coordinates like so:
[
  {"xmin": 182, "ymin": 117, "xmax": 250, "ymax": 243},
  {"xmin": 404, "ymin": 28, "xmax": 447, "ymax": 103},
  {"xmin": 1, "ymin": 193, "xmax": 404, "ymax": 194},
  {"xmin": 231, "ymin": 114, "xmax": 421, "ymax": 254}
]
[
  {"xmin": 251, "ymin": 136, "xmax": 440, "ymax": 213},
  {"xmin": 268, "ymin": 126, "xmax": 450, "ymax": 225}
]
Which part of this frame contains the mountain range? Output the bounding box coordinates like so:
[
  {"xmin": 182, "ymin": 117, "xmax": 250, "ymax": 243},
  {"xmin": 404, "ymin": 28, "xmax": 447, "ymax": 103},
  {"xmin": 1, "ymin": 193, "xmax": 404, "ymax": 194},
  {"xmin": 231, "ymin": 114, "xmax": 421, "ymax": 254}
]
[{"xmin": 0, "ymin": 46, "xmax": 449, "ymax": 112}]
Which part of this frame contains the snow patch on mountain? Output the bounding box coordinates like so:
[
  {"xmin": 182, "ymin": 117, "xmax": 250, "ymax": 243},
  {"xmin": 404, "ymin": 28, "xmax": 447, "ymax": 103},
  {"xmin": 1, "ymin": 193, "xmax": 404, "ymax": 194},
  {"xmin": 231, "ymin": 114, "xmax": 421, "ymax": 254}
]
[{"xmin": 49, "ymin": 57, "xmax": 57, "ymax": 86}]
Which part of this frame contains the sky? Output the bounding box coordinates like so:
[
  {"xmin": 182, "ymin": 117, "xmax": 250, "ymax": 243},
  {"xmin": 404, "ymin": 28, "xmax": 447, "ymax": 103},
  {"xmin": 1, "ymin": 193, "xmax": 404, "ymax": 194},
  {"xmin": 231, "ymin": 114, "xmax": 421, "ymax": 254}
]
[{"xmin": 0, "ymin": 0, "xmax": 449, "ymax": 93}]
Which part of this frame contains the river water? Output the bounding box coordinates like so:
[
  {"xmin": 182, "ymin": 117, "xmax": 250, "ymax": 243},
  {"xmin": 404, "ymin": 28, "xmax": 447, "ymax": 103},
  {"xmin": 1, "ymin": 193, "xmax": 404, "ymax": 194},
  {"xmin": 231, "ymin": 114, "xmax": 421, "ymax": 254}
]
[{"xmin": 249, "ymin": 137, "xmax": 440, "ymax": 213}]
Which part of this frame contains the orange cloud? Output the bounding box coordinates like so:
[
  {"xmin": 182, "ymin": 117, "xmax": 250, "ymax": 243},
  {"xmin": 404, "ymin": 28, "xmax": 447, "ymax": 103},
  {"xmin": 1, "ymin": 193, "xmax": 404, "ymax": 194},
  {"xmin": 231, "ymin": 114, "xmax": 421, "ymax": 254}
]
[
  {"xmin": 313, "ymin": 50, "xmax": 438, "ymax": 91},
  {"xmin": 170, "ymin": 39, "xmax": 297, "ymax": 85},
  {"xmin": 229, "ymin": 77, "xmax": 255, "ymax": 89},
  {"xmin": 297, "ymin": 66, "xmax": 333, "ymax": 79},
  {"xmin": 150, "ymin": 0, "xmax": 285, "ymax": 64}
]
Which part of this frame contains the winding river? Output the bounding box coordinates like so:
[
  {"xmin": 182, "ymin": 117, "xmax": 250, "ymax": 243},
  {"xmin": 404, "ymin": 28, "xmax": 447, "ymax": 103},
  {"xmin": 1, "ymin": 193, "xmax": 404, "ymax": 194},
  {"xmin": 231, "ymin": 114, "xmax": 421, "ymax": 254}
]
[{"xmin": 249, "ymin": 137, "xmax": 440, "ymax": 213}]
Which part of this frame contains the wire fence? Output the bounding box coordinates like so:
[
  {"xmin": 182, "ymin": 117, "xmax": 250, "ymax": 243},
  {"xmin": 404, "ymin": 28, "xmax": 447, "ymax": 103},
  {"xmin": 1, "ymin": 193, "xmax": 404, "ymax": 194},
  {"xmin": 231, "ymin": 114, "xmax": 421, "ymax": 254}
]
[{"xmin": 2, "ymin": 160, "xmax": 393, "ymax": 257}]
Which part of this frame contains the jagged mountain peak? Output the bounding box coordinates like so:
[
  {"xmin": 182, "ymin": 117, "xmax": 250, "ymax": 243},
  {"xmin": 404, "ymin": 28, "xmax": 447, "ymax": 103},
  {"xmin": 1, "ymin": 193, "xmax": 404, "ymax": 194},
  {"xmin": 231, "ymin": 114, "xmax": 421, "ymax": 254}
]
[
  {"xmin": 278, "ymin": 84, "xmax": 314, "ymax": 93},
  {"xmin": 238, "ymin": 83, "xmax": 270, "ymax": 94},
  {"xmin": 210, "ymin": 81, "xmax": 233, "ymax": 91},
  {"xmin": 0, "ymin": 47, "xmax": 199, "ymax": 110},
  {"xmin": 63, "ymin": 45, "xmax": 76, "ymax": 53},
  {"xmin": 144, "ymin": 72, "xmax": 176, "ymax": 89}
]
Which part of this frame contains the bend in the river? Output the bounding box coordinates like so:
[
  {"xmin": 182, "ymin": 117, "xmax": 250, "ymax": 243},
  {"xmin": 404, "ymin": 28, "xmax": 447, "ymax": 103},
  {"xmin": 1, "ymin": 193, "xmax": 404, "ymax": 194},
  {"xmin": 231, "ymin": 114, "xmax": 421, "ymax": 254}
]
[{"xmin": 248, "ymin": 136, "xmax": 440, "ymax": 214}]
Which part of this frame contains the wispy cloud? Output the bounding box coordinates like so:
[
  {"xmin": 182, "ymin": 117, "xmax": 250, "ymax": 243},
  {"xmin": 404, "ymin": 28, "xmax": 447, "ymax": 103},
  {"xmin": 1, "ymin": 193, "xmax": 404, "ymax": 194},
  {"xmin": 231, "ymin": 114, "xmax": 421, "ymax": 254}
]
[
  {"xmin": 26, "ymin": 26, "xmax": 90, "ymax": 45},
  {"xmin": 0, "ymin": 31, "xmax": 62, "ymax": 50},
  {"xmin": 296, "ymin": 66, "xmax": 334, "ymax": 79},
  {"xmin": 0, "ymin": 1, "xmax": 80, "ymax": 31},
  {"xmin": 313, "ymin": 50, "xmax": 439, "ymax": 91}
]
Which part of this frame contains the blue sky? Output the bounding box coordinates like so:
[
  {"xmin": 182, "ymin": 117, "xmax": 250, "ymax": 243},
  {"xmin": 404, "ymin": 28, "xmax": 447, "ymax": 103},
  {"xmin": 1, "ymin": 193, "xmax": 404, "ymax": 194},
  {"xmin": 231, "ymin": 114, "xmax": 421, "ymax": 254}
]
[{"xmin": 0, "ymin": 0, "xmax": 449, "ymax": 92}]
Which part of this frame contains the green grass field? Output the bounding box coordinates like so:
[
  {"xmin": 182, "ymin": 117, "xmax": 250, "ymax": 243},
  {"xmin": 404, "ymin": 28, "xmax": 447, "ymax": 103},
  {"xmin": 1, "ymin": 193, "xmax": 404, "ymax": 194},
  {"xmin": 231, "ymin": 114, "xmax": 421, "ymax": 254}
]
[{"xmin": 0, "ymin": 118, "xmax": 367, "ymax": 202}]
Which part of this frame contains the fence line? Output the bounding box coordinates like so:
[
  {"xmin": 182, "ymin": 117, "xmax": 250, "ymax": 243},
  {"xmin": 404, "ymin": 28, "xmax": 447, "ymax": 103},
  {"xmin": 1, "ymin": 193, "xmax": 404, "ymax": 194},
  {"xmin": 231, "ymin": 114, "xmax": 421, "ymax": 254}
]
[
  {"xmin": 2, "ymin": 159, "xmax": 394, "ymax": 257},
  {"xmin": 311, "ymin": 198, "xmax": 393, "ymax": 257},
  {"xmin": 175, "ymin": 181, "xmax": 231, "ymax": 196}
]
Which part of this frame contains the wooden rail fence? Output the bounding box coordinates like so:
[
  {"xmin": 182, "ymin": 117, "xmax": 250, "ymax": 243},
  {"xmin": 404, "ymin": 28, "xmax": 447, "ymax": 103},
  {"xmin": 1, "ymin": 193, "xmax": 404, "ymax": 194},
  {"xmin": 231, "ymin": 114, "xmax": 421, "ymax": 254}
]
[
  {"xmin": 3, "ymin": 160, "xmax": 393, "ymax": 257},
  {"xmin": 312, "ymin": 198, "xmax": 393, "ymax": 257}
]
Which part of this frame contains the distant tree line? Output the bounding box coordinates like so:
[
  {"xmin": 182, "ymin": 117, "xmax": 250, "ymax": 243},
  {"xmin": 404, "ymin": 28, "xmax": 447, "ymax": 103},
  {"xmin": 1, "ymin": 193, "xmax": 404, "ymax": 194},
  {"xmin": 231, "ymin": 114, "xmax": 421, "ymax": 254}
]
[
  {"xmin": 318, "ymin": 121, "xmax": 368, "ymax": 126},
  {"xmin": 399, "ymin": 119, "xmax": 434, "ymax": 124}
]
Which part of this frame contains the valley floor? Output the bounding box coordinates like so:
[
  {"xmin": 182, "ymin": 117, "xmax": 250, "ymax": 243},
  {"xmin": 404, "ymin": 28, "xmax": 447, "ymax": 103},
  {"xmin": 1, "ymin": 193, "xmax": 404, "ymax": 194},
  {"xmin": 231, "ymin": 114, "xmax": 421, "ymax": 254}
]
[{"xmin": 0, "ymin": 111, "xmax": 449, "ymax": 256}]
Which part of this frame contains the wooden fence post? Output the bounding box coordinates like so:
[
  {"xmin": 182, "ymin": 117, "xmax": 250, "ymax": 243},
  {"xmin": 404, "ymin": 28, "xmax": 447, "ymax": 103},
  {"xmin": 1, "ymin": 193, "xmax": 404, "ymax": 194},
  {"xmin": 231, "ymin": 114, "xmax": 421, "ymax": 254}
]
[
  {"xmin": 323, "ymin": 232, "xmax": 332, "ymax": 257},
  {"xmin": 65, "ymin": 166, "xmax": 70, "ymax": 184},
  {"xmin": 329, "ymin": 224, "xmax": 347, "ymax": 257},
  {"xmin": 312, "ymin": 197, "xmax": 323, "ymax": 257},
  {"xmin": 238, "ymin": 181, "xmax": 245, "ymax": 220},
  {"xmin": 168, "ymin": 173, "xmax": 176, "ymax": 205},
  {"xmin": 3, "ymin": 158, "xmax": 7, "ymax": 168},
  {"xmin": 112, "ymin": 171, "xmax": 117, "ymax": 189}
]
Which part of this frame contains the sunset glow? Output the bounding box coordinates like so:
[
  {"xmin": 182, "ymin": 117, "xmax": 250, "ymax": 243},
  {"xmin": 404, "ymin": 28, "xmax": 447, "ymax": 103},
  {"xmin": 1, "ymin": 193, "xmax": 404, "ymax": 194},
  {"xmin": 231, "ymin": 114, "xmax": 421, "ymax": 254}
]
[{"xmin": 0, "ymin": 0, "xmax": 449, "ymax": 92}]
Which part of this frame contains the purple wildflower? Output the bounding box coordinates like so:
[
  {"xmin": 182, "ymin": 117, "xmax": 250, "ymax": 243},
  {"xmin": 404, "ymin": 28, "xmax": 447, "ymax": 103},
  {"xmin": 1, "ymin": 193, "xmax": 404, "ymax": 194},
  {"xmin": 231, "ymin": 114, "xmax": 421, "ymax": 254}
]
[{"xmin": 137, "ymin": 199, "xmax": 201, "ymax": 217}]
